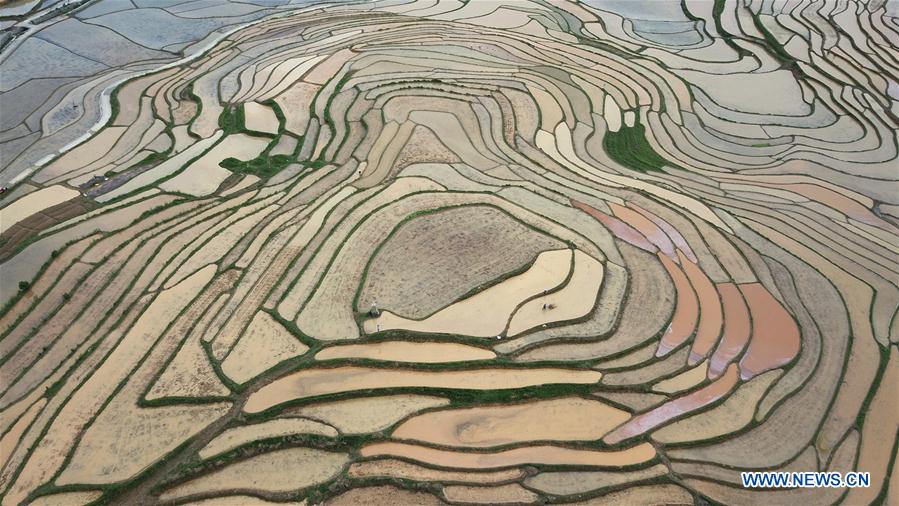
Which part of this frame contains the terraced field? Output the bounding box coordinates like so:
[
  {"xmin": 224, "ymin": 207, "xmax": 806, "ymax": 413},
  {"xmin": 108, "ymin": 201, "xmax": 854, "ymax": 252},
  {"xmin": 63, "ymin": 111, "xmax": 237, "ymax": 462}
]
[{"xmin": 0, "ymin": 0, "xmax": 897, "ymax": 504}]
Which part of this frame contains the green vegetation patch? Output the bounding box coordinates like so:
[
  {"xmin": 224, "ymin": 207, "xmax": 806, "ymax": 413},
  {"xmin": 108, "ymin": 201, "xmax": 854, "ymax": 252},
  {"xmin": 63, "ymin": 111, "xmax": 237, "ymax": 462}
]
[
  {"xmin": 218, "ymin": 105, "xmax": 246, "ymax": 134},
  {"xmin": 220, "ymin": 153, "xmax": 293, "ymax": 179},
  {"xmin": 603, "ymin": 121, "xmax": 680, "ymax": 173}
]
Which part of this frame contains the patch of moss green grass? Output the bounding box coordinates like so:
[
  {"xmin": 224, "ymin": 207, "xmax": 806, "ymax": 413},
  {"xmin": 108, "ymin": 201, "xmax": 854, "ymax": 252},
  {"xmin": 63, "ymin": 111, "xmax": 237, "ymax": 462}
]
[
  {"xmin": 219, "ymin": 154, "xmax": 293, "ymax": 179},
  {"xmin": 603, "ymin": 120, "xmax": 681, "ymax": 173}
]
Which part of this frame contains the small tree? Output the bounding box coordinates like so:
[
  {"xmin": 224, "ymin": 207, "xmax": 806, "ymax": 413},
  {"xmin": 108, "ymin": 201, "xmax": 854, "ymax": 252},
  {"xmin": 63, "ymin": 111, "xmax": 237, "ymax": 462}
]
[{"xmin": 18, "ymin": 281, "xmax": 29, "ymax": 291}]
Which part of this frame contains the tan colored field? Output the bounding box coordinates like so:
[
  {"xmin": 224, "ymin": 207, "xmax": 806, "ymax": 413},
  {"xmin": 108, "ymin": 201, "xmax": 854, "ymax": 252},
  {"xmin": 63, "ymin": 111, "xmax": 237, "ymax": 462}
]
[
  {"xmin": 0, "ymin": 398, "xmax": 45, "ymax": 470},
  {"xmin": 97, "ymin": 133, "xmax": 223, "ymax": 202},
  {"xmin": 28, "ymin": 491, "xmax": 103, "ymax": 506},
  {"xmin": 54, "ymin": 266, "xmax": 232, "ymax": 486},
  {"xmin": 1, "ymin": 2, "xmax": 892, "ymax": 504},
  {"xmin": 348, "ymin": 458, "xmax": 524, "ymax": 484},
  {"xmin": 160, "ymin": 133, "xmax": 270, "ymax": 196},
  {"xmin": 326, "ymin": 485, "xmax": 442, "ymax": 505},
  {"xmin": 186, "ymin": 496, "xmax": 306, "ymax": 505},
  {"xmin": 243, "ymin": 102, "xmax": 280, "ymax": 134},
  {"xmin": 391, "ymin": 397, "xmax": 629, "ymax": 447},
  {"xmin": 315, "ymin": 341, "xmax": 496, "ymax": 363},
  {"xmin": 160, "ymin": 448, "xmax": 349, "ymax": 501},
  {"xmin": 199, "ymin": 418, "xmax": 338, "ymax": 459},
  {"xmin": 506, "ymin": 250, "xmax": 604, "ymax": 336},
  {"xmin": 525, "ymin": 464, "xmax": 669, "ymax": 496},
  {"xmin": 245, "ymin": 367, "xmax": 602, "ymax": 413},
  {"xmin": 358, "ymin": 205, "xmax": 565, "ymax": 319},
  {"xmin": 282, "ymin": 394, "xmax": 450, "ymax": 434},
  {"xmin": 575, "ymin": 484, "xmax": 694, "ymax": 505},
  {"xmin": 652, "ymin": 360, "xmax": 709, "ymax": 394},
  {"xmin": 0, "ymin": 185, "xmax": 80, "ymax": 234},
  {"xmin": 360, "ymin": 441, "xmax": 656, "ymax": 468},
  {"xmin": 442, "ymin": 483, "xmax": 539, "ymax": 504},
  {"xmin": 221, "ymin": 310, "xmax": 309, "ymax": 384},
  {"xmin": 365, "ymin": 249, "xmax": 572, "ymax": 337}
]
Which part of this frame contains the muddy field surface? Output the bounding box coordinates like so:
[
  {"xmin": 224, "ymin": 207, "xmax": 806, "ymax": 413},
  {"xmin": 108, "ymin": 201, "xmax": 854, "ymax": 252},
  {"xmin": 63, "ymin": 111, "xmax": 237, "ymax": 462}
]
[{"xmin": 0, "ymin": 0, "xmax": 896, "ymax": 505}]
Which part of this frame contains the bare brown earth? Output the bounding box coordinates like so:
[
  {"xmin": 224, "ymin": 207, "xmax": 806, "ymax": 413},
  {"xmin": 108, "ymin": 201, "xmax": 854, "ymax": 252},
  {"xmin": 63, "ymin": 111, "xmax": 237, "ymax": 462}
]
[
  {"xmin": 358, "ymin": 205, "xmax": 565, "ymax": 319},
  {"xmin": 0, "ymin": 2, "xmax": 894, "ymax": 505}
]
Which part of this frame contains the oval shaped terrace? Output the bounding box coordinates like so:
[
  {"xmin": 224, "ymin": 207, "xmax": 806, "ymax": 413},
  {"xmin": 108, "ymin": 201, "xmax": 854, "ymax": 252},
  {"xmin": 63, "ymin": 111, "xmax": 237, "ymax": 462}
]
[{"xmin": 0, "ymin": 1, "xmax": 894, "ymax": 504}]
